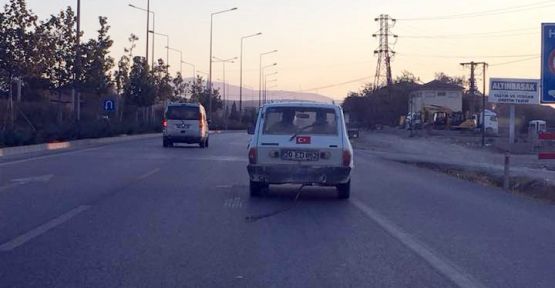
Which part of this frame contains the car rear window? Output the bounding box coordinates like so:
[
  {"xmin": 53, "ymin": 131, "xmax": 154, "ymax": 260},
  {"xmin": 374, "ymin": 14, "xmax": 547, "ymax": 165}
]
[
  {"xmin": 166, "ymin": 106, "xmax": 199, "ymax": 120},
  {"xmin": 262, "ymin": 107, "xmax": 338, "ymax": 135}
]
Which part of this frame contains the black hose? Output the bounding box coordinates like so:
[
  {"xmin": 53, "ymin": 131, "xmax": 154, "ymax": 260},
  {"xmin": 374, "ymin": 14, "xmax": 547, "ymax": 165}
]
[{"xmin": 245, "ymin": 185, "xmax": 306, "ymax": 223}]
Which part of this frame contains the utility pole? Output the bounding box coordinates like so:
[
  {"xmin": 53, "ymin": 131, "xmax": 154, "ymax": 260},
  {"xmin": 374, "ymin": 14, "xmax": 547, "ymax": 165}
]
[
  {"xmin": 373, "ymin": 14, "xmax": 397, "ymax": 89},
  {"xmin": 461, "ymin": 61, "xmax": 488, "ymax": 147},
  {"xmin": 74, "ymin": 0, "xmax": 81, "ymax": 121}
]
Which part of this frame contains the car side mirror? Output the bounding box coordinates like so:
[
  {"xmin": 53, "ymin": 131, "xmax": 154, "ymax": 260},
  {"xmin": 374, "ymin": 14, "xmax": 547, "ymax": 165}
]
[{"xmin": 247, "ymin": 125, "xmax": 255, "ymax": 135}]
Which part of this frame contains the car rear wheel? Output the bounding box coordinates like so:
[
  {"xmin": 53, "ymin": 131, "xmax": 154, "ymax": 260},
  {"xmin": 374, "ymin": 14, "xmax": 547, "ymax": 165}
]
[
  {"xmin": 163, "ymin": 138, "xmax": 171, "ymax": 148},
  {"xmin": 199, "ymin": 140, "xmax": 206, "ymax": 148},
  {"xmin": 205, "ymin": 137, "xmax": 209, "ymax": 148},
  {"xmin": 336, "ymin": 180, "xmax": 351, "ymax": 199},
  {"xmin": 250, "ymin": 181, "xmax": 267, "ymax": 197}
]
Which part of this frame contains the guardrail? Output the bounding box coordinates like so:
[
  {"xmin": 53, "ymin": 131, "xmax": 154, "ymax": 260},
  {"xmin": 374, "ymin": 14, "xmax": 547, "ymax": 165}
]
[{"xmin": 538, "ymin": 132, "xmax": 555, "ymax": 160}]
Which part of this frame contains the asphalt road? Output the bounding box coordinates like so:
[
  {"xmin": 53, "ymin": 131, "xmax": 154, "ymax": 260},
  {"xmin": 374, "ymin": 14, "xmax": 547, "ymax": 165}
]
[{"xmin": 0, "ymin": 132, "xmax": 554, "ymax": 288}]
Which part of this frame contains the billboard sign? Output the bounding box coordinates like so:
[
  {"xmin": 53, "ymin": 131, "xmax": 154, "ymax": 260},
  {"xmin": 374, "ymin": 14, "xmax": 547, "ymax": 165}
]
[
  {"xmin": 489, "ymin": 78, "xmax": 540, "ymax": 104},
  {"xmin": 541, "ymin": 23, "xmax": 555, "ymax": 103}
]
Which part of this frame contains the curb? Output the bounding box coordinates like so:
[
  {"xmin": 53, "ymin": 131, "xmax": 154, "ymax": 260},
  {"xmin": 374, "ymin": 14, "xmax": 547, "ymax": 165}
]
[{"xmin": 0, "ymin": 133, "xmax": 160, "ymax": 158}]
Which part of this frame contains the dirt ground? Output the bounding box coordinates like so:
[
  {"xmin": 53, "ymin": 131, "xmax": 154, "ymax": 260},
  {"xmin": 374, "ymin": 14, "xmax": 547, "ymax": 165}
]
[{"xmin": 353, "ymin": 127, "xmax": 555, "ymax": 193}]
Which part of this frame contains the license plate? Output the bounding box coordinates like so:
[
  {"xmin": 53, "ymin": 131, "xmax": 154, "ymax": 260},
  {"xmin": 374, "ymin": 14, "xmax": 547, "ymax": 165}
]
[
  {"xmin": 281, "ymin": 150, "xmax": 319, "ymax": 161},
  {"xmin": 176, "ymin": 124, "xmax": 190, "ymax": 129}
]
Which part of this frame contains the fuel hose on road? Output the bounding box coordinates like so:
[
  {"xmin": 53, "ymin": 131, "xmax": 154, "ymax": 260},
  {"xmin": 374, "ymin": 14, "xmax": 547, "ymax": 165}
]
[{"xmin": 245, "ymin": 185, "xmax": 306, "ymax": 223}]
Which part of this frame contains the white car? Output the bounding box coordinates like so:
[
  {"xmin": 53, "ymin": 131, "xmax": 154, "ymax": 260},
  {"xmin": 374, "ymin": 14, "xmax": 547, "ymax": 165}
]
[
  {"xmin": 247, "ymin": 102, "xmax": 354, "ymax": 199},
  {"xmin": 162, "ymin": 103, "xmax": 210, "ymax": 148}
]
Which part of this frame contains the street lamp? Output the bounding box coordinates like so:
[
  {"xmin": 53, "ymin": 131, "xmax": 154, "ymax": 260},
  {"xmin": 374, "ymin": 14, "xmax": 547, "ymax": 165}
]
[
  {"xmin": 208, "ymin": 7, "xmax": 238, "ymax": 121},
  {"xmin": 239, "ymin": 32, "xmax": 262, "ymax": 114},
  {"xmin": 166, "ymin": 46, "xmax": 183, "ymax": 75},
  {"xmin": 260, "ymin": 62, "xmax": 277, "ymax": 107},
  {"xmin": 153, "ymin": 32, "xmax": 169, "ymax": 70},
  {"xmin": 129, "ymin": 3, "xmax": 155, "ymax": 67},
  {"xmin": 259, "ymin": 50, "xmax": 278, "ymax": 107},
  {"xmin": 181, "ymin": 61, "xmax": 196, "ymax": 80},
  {"xmin": 213, "ymin": 56, "xmax": 237, "ymax": 129},
  {"xmin": 264, "ymin": 74, "xmax": 278, "ymax": 104}
]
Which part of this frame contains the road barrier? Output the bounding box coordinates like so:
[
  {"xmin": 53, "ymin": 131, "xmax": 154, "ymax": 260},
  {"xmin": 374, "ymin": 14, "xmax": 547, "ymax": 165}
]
[{"xmin": 538, "ymin": 132, "xmax": 555, "ymax": 160}]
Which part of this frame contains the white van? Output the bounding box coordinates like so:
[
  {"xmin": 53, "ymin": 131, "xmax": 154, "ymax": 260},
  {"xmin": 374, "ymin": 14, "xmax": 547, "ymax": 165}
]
[
  {"xmin": 247, "ymin": 102, "xmax": 354, "ymax": 199},
  {"xmin": 162, "ymin": 103, "xmax": 209, "ymax": 148}
]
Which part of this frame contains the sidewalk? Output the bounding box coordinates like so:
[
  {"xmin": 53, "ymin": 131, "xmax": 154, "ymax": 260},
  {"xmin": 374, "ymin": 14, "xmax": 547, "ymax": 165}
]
[{"xmin": 354, "ymin": 129, "xmax": 555, "ymax": 185}]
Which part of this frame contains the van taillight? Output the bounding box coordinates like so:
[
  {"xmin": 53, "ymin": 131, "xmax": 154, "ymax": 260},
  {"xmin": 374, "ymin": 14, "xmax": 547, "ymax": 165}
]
[
  {"xmin": 342, "ymin": 150, "xmax": 352, "ymax": 167},
  {"xmin": 162, "ymin": 119, "xmax": 167, "ymax": 128},
  {"xmin": 199, "ymin": 113, "xmax": 204, "ymax": 129},
  {"xmin": 248, "ymin": 148, "xmax": 257, "ymax": 164}
]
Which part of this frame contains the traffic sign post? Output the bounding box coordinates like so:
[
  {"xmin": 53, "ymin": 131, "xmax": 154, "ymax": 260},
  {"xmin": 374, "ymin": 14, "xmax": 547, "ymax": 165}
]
[
  {"xmin": 541, "ymin": 23, "xmax": 555, "ymax": 104},
  {"xmin": 103, "ymin": 99, "xmax": 115, "ymax": 112},
  {"xmin": 489, "ymin": 78, "xmax": 540, "ymax": 144}
]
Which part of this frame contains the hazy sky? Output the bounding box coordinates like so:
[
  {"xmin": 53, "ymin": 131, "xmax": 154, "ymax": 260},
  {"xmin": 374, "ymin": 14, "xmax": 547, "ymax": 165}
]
[{"xmin": 16, "ymin": 0, "xmax": 555, "ymax": 100}]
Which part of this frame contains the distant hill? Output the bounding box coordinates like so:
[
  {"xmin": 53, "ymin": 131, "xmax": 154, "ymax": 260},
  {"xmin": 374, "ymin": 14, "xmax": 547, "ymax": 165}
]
[{"xmin": 187, "ymin": 79, "xmax": 334, "ymax": 104}]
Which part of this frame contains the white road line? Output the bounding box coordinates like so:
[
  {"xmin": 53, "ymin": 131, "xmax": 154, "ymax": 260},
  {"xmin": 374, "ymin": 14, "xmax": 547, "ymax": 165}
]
[
  {"xmin": 0, "ymin": 205, "xmax": 91, "ymax": 252},
  {"xmin": 351, "ymin": 199, "xmax": 487, "ymax": 288},
  {"xmin": 0, "ymin": 146, "xmax": 104, "ymax": 167},
  {"xmin": 137, "ymin": 168, "xmax": 160, "ymax": 181}
]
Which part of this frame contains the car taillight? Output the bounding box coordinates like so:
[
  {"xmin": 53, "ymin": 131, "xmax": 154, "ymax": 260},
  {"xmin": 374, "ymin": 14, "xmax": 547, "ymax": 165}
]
[
  {"xmin": 342, "ymin": 150, "xmax": 352, "ymax": 167},
  {"xmin": 162, "ymin": 119, "xmax": 167, "ymax": 128},
  {"xmin": 249, "ymin": 147, "xmax": 257, "ymax": 164},
  {"xmin": 199, "ymin": 114, "xmax": 203, "ymax": 129}
]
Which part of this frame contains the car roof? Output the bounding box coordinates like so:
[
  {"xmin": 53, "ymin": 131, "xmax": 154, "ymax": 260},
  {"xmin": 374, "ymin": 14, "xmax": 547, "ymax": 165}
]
[
  {"xmin": 167, "ymin": 103, "xmax": 200, "ymax": 108},
  {"xmin": 262, "ymin": 101, "xmax": 340, "ymax": 110}
]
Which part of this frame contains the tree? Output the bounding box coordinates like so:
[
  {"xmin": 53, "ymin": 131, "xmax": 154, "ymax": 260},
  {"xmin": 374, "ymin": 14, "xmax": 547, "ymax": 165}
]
[
  {"xmin": 124, "ymin": 56, "xmax": 155, "ymax": 108},
  {"xmin": 0, "ymin": 0, "xmax": 44, "ymax": 93},
  {"xmin": 189, "ymin": 75, "xmax": 222, "ymax": 112},
  {"xmin": 395, "ymin": 70, "xmax": 420, "ymax": 84},
  {"xmin": 172, "ymin": 72, "xmax": 187, "ymax": 100},
  {"xmin": 41, "ymin": 6, "xmax": 78, "ymax": 94},
  {"xmin": 80, "ymin": 16, "xmax": 114, "ymax": 95},
  {"xmin": 152, "ymin": 59, "xmax": 173, "ymax": 102},
  {"xmin": 114, "ymin": 34, "xmax": 138, "ymax": 95},
  {"xmin": 434, "ymin": 72, "xmax": 465, "ymax": 86},
  {"xmin": 229, "ymin": 101, "xmax": 239, "ymax": 121}
]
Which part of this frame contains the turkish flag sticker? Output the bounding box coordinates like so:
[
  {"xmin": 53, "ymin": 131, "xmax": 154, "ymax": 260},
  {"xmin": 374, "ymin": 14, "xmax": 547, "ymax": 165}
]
[{"xmin": 296, "ymin": 136, "xmax": 311, "ymax": 144}]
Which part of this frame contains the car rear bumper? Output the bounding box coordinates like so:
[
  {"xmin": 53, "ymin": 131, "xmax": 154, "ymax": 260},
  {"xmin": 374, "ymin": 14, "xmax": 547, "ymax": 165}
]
[
  {"xmin": 247, "ymin": 164, "xmax": 351, "ymax": 185},
  {"xmin": 164, "ymin": 135, "xmax": 204, "ymax": 143}
]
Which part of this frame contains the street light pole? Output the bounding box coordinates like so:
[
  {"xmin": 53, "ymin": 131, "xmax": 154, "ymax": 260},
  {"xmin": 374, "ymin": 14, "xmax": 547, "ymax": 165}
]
[
  {"xmin": 167, "ymin": 46, "xmax": 183, "ymax": 75},
  {"xmin": 129, "ymin": 3, "xmax": 156, "ymax": 67},
  {"xmin": 208, "ymin": 7, "xmax": 237, "ymax": 121},
  {"xmin": 259, "ymin": 50, "xmax": 278, "ymax": 107},
  {"xmin": 74, "ymin": 0, "xmax": 81, "ymax": 121},
  {"xmin": 239, "ymin": 32, "xmax": 262, "ymax": 115},
  {"xmin": 260, "ymin": 63, "xmax": 277, "ymax": 106},
  {"xmin": 181, "ymin": 61, "xmax": 196, "ymax": 80},
  {"xmin": 213, "ymin": 57, "xmax": 237, "ymax": 127},
  {"xmin": 153, "ymin": 32, "xmax": 169, "ymax": 71},
  {"xmin": 146, "ymin": 0, "xmax": 150, "ymax": 64}
]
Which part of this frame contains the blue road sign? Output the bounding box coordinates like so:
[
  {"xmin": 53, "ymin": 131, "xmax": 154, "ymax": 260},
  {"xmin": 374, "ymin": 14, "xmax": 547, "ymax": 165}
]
[
  {"xmin": 541, "ymin": 23, "xmax": 555, "ymax": 103},
  {"xmin": 103, "ymin": 99, "xmax": 115, "ymax": 112}
]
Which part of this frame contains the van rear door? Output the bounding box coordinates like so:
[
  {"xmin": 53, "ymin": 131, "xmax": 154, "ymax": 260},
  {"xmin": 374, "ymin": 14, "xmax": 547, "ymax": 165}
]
[{"xmin": 166, "ymin": 105, "xmax": 201, "ymax": 137}]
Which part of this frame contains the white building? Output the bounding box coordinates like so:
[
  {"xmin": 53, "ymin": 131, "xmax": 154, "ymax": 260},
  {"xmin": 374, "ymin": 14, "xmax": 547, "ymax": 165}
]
[{"xmin": 409, "ymin": 80, "xmax": 464, "ymax": 114}]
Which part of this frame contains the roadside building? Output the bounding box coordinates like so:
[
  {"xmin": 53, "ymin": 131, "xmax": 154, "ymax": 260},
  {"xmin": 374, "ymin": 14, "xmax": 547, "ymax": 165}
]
[{"xmin": 408, "ymin": 80, "xmax": 464, "ymax": 127}]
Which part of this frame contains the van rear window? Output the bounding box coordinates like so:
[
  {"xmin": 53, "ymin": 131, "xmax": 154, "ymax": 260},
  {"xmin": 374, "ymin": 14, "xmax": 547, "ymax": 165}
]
[{"xmin": 166, "ymin": 106, "xmax": 199, "ymax": 120}]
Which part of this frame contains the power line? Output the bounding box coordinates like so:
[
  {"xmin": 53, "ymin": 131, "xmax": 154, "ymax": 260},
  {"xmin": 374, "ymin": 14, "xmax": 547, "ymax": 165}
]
[
  {"xmin": 399, "ymin": 27, "xmax": 537, "ymax": 39},
  {"xmin": 399, "ymin": 1, "xmax": 555, "ymax": 21},
  {"xmin": 490, "ymin": 55, "xmax": 540, "ymax": 66},
  {"xmin": 302, "ymin": 77, "xmax": 370, "ymax": 92},
  {"xmin": 396, "ymin": 52, "xmax": 539, "ymax": 59}
]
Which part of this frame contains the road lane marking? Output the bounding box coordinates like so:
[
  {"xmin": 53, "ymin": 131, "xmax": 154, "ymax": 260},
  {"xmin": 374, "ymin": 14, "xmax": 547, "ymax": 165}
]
[
  {"xmin": 137, "ymin": 168, "xmax": 160, "ymax": 181},
  {"xmin": 0, "ymin": 205, "xmax": 91, "ymax": 252},
  {"xmin": 0, "ymin": 146, "xmax": 104, "ymax": 167},
  {"xmin": 352, "ymin": 199, "xmax": 487, "ymax": 288},
  {"xmin": 0, "ymin": 174, "xmax": 54, "ymax": 192}
]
